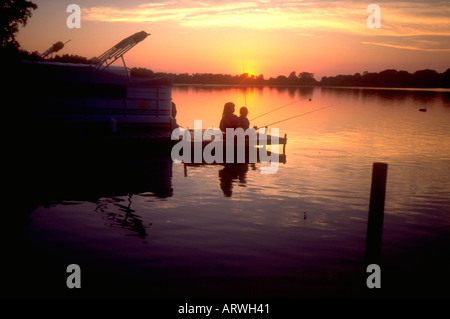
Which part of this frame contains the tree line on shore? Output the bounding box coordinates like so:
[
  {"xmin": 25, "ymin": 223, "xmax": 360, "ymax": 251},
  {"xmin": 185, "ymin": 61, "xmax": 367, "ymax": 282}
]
[{"xmin": 13, "ymin": 51, "xmax": 450, "ymax": 88}]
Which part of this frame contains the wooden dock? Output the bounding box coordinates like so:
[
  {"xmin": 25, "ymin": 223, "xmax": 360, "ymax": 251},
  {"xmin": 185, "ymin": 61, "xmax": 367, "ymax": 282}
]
[
  {"xmin": 168, "ymin": 128, "xmax": 288, "ymax": 164},
  {"xmin": 184, "ymin": 128, "xmax": 287, "ymax": 149}
]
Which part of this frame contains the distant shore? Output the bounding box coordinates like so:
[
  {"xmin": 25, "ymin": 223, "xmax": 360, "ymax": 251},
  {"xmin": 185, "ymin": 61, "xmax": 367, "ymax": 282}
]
[
  {"xmin": 172, "ymin": 83, "xmax": 450, "ymax": 92},
  {"xmin": 11, "ymin": 52, "xmax": 450, "ymax": 89},
  {"xmin": 133, "ymin": 67, "xmax": 450, "ymax": 89}
]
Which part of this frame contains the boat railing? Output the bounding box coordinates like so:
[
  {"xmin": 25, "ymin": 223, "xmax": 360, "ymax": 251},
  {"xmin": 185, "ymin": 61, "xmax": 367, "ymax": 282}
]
[{"xmin": 78, "ymin": 85, "xmax": 172, "ymax": 119}]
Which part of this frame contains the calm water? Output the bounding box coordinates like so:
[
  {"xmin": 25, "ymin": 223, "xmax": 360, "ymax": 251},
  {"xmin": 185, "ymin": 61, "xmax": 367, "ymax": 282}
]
[{"xmin": 3, "ymin": 86, "xmax": 450, "ymax": 300}]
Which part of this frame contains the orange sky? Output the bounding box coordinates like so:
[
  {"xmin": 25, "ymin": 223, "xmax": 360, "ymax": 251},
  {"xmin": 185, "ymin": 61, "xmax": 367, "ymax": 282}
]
[{"xmin": 17, "ymin": 0, "xmax": 450, "ymax": 80}]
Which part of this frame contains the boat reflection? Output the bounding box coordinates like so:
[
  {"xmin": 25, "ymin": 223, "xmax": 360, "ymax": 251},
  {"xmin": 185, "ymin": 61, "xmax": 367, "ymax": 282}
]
[
  {"xmin": 94, "ymin": 194, "xmax": 151, "ymax": 240},
  {"xmin": 39, "ymin": 149, "xmax": 173, "ymax": 202},
  {"xmin": 13, "ymin": 144, "xmax": 173, "ymax": 238}
]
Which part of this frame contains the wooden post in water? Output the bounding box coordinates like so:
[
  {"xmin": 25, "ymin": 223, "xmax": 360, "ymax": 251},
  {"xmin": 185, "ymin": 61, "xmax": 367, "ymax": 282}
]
[{"xmin": 365, "ymin": 162, "xmax": 388, "ymax": 266}]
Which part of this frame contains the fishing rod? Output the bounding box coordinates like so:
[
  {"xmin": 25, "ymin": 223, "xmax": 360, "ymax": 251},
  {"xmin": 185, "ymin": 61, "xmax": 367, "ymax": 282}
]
[
  {"xmin": 260, "ymin": 104, "xmax": 335, "ymax": 127},
  {"xmin": 249, "ymin": 97, "xmax": 311, "ymax": 122}
]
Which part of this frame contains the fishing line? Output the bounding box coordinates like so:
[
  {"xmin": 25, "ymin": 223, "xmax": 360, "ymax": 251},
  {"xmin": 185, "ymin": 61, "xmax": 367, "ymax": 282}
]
[
  {"xmin": 249, "ymin": 97, "xmax": 311, "ymax": 122},
  {"xmin": 260, "ymin": 104, "xmax": 335, "ymax": 127}
]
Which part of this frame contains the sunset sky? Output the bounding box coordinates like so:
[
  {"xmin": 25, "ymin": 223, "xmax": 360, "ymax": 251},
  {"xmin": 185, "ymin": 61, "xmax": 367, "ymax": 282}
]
[{"xmin": 17, "ymin": 0, "xmax": 450, "ymax": 79}]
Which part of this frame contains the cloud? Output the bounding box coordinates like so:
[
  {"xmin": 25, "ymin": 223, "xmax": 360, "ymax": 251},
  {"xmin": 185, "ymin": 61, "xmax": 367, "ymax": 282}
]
[
  {"xmin": 82, "ymin": 1, "xmax": 260, "ymax": 23},
  {"xmin": 82, "ymin": 1, "xmax": 367, "ymax": 33},
  {"xmin": 362, "ymin": 39, "xmax": 450, "ymax": 52},
  {"xmin": 82, "ymin": 1, "xmax": 450, "ymax": 49}
]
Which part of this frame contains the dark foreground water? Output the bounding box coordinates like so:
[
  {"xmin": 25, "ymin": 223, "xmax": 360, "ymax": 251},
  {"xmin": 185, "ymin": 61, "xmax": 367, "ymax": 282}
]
[{"xmin": 2, "ymin": 86, "xmax": 450, "ymax": 300}]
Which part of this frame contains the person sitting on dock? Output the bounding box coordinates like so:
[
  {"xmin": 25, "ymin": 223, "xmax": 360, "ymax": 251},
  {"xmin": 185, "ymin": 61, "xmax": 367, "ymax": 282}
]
[
  {"xmin": 238, "ymin": 106, "xmax": 250, "ymax": 130},
  {"xmin": 219, "ymin": 102, "xmax": 241, "ymax": 132}
]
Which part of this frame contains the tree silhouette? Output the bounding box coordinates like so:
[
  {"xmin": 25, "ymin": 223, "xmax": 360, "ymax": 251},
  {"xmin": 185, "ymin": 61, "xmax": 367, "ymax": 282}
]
[
  {"xmin": 321, "ymin": 68, "xmax": 448, "ymax": 88},
  {"xmin": 13, "ymin": 48, "xmax": 450, "ymax": 88},
  {"xmin": 298, "ymin": 72, "xmax": 316, "ymax": 85},
  {"xmin": 288, "ymin": 71, "xmax": 297, "ymax": 81},
  {"xmin": 1, "ymin": 0, "xmax": 37, "ymax": 56}
]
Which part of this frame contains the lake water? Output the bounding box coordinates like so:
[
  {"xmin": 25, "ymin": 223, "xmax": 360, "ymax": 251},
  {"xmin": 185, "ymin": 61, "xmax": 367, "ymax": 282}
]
[{"xmin": 3, "ymin": 86, "xmax": 450, "ymax": 300}]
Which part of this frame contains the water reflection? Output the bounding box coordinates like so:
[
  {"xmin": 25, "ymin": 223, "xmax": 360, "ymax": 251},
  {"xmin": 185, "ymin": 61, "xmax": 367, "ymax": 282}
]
[
  {"xmin": 320, "ymin": 86, "xmax": 450, "ymax": 106},
  {"xmin": 271, "ymin": 86, "xmax": 314, "ymax": 99},
  {"xmin": 219, "ymin": 163, "xmax": 251, "ymax": 197},
  {"xmin": 15, "ymin": 143, "xmax": 174, "ymax": 220},
  {"xmin": 182, "ymin": 150, "xmax": 286, "ymax": 197},
  {"xmin": 95, "ymin": 195, "xmax": 150, "ymax": 239}
]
